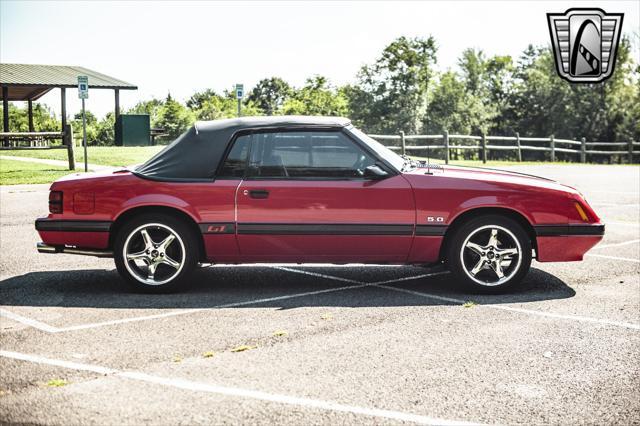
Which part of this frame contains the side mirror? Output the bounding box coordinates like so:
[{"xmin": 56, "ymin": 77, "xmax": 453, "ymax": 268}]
[{"xmin": 363, "ymin": 164, "xmax": 389, "ymax": 180}]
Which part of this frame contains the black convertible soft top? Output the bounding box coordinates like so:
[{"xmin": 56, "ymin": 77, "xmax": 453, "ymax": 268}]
[{"xmin": 135, "ymin": 116, "xmax": 351, "ymax": 181}]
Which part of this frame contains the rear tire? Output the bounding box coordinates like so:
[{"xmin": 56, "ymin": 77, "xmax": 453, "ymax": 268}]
[
  {"xmin": 445, "ymin": 215, "xmax": 532, "ymax": 293},
  {"xmin": 114, "ymin": 213, "xmax": 198, "ymax": 293}
]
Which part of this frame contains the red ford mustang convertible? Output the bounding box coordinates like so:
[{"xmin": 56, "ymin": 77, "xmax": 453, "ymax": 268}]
[{"xmin": 36, "ymin": 116, "xmax": 604, "ymax": 293}]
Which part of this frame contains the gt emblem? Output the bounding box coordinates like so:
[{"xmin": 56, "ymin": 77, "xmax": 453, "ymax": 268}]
[
  {"xmin": 207, "ymin": 225, "xmax": 227, "ymax": 233},
  {"xmin": 427, "ymin": 216, "xmax": 444, "ymax": 223}
]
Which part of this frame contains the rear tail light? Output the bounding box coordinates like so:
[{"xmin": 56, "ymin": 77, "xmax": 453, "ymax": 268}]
[{"xmin": 49, "ymin": 191, "xmax": 63, "ymax": 214}]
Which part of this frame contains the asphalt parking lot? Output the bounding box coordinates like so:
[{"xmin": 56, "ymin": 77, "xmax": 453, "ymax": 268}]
[{"xmin": 1, "ymin": 164, "xmax": 638, "ymax": 425}]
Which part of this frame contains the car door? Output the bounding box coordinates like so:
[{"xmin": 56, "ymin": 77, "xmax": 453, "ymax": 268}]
[{"xmin": 234, "ymin": 128, "xmax": 415, "ymax": 263}]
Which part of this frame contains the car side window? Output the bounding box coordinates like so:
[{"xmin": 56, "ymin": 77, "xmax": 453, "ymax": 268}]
[
  {"xmin": 246, "ymin": 131, "xmax": 376, "ymax": 179},
  {"xmin": 218, "ymin": 134, "xmax": 250, "ymax": 178}
]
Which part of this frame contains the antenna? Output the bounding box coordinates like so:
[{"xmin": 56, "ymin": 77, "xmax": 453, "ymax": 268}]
[
  {"xmin": 424, "ymin": 135, "xmax": 433, "ymax": 175},
  {"xmin": 424, "ymin": 82, "xmax": 432, "ymax": 175}
]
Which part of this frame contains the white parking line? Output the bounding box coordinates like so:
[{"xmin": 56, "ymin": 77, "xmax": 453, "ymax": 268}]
[
  {"xmin": 278, "ymin": 268, "xmax": 640, "ymax": 331},
  {"xmin": 0, "ymin": 268, "xmax": 449, "ymax": 334},
  {"xmin": 586, "ymin": 253, "xmax": 640, "ymax": 263},
  {"xmin": 606, "ymin": 221, "xmax": 640, "ymax": 227},
  {"xmin": 0, "ymin": 350, "xmax": 117, "ymax": 374},
  {"xmin": 0, "ymin": 276, "xmax": 371, "ymax": 334},
  {"xmin": 2, "ymin": 263, "xmax": 636, "ymax": 334},
  {"xmin": 58, "ymin": 281, "xmax": 371, "ymax": 332},
  {"xmin": 592, "ymin": 239, "xmax": 640, "ymax": 249},
  {"xmin": 270, "ymin": 266, "xmax": 365, "ymax": 284},
  {"xmin": 585, "ymin": 190, "xmax": 639, "ymax": 195},
  {"xmin": 591, "ymin": 203, "xmax": 640, "ymax": 208},
  {"xmin": 0, "ymin": 308, "xmax": 60, "ymax": 333},
  {"xmin": 374, "ymin": 284, "xmax": 640, "ymax": 330},
  {"xmin": 0, "ymin": 350, "xmax": 478, "ymax": 426}
]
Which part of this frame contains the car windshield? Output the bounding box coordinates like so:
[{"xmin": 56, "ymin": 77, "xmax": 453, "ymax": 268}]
[{"xmin": 346, "ymin": 126, "xmax": 406, "ymax": 171}]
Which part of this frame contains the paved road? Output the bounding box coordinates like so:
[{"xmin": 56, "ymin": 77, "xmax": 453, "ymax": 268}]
[{"xmin": 1, "ymin": 164, "xmax": 638, "ymax": 425}]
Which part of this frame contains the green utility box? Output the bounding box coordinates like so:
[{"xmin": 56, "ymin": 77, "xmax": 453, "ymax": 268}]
[{"xmin": 115, "ymin": 114, "xmax": 150, "ymax": 146}]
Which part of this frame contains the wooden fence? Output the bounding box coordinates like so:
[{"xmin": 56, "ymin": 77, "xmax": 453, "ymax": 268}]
[
  {"xmin": 370, "ymin": 131, "xmax": 639, "ymax": 164},
  {"xmin": 0, "ymin": 124, "xmax": 76, "ymax": 170}
]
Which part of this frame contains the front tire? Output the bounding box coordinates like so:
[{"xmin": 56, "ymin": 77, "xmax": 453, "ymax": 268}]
[
  {"xmin": 446, "ymin": 215, "xmax": 532, "ymax": 293},
  {"xmin": 114, "ymin": 213, "xmax": 198, "ymax": 293}
]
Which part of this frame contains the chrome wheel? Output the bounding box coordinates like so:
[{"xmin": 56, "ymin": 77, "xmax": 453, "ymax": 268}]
[
  {"xmin": 123, "ymin": 223, "xmax": 186, "ymax": 286},
  {"xmin": 459, "ymin": 225, "xmax": 522, "ymax": 287}
]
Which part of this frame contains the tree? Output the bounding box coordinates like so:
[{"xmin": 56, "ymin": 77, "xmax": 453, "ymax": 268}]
[
  {"xmin": 348, "ymin": 36, "xmax": 437, "ymax": 133},
  {"xmin": 73, "ymin": 110, "xmax": 97, "ymax": 125},
  {"xmin": 94, "ymin": 113, "xmax": 116, "ymax": 146},
  {"xmin": 425, "ymin": 68, "xmax": 495, "ymax": 161},
  {"xmin": 508, "ymin": 39, "xmax": 639, "ymax": 143},
  {"xmin": 187, "ymin": 89, "xmax": 262, "ymax": 120},
  {"xmin": 186, "ymin": 89, "xmax": 218, "ymax": 111},
  {"xmin": 455, "ymin": 49, "xmax": 515, "ymax": 135},
  {"xmin": 128, "ymin": 98, "xmax": 163, "ymax": 123},
  {"xmin": 281, "ymin": 76, "xmax": 348, "ymax": 116},
  {"xmin": 459, "ymin": 48, "xmax": 486, "ymax": 96},
  {"xmin": 248, "ymin": 77, "xmax": 292, "ymax": 115},
  {"xmin": 483, "ymin": 55, "xmax": 516, "ymax": 134},
  {"xmin": 154, "ymin": 93, "xmax": 195, "ymax": 141},
  {"xmin": 425, "ymin": 71, "xmax": 474, "ymax": 134},
  {"xmin": 0, "ymin": 102, "xmax": 60, "ymax": 132}
]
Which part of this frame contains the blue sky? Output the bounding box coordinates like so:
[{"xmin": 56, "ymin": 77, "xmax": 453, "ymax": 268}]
[{"xmin": 1, "ymin": 0, "xmax": 638, "ymax": 118}]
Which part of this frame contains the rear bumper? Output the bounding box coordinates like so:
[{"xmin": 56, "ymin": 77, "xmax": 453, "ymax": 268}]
[
  {"xmin": 534, "ymin": 223, "xmax": 604, "ymax": 262},
  {"xmin": 35, "ymin": 218, "xmax": 111, "ymax": 250},
  {"xmin": 35, "ymin": 218, "xmax": 112, "ymax": 232},
  {"xmin": 37, "ymin": 242, "xmax": 113, "ymax": 258}
]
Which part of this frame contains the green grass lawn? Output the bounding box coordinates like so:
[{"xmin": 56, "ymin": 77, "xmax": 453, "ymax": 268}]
[
  {"xmin": 2, "ymin": 146, "xmax": 164, "ymax": 167},
  {"xmin": 0, "ymin": 158, "xmax": 77, "ymax": 185}
]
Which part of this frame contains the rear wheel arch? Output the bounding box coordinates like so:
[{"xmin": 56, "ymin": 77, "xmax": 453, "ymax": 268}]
[
  {"xmin": 439, "ymin": 207, "xmax": 537, "ymax": 261},
  {"xmin": 110, "ymin": 206, "xmax": 205, "ymax": 261}
]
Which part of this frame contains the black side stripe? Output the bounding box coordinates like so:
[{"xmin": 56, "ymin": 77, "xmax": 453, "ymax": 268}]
[
  {"xmin": 237, "ymin": 223, "xmax": 414, "ymax": 235},
  {"xmin": 534, "ymin": 224, "xmax": 605, "ymax": 236},
  {"xmin": 199, "ymin": 223, "xmax": 450, "ymax": 236},
  {"xmin": 35, "ymin": 219, "xmax": 112, "ymax": 233},
  {"xmin": 415, "ymin": 225, "xmax": 448, "ymax": 236}
]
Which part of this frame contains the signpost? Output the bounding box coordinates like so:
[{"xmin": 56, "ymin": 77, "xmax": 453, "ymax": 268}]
[
  {"xmin": 235, "ymin": 83, "xmax": 244, "ymax": 117},
  {"xmin": 77, "ymin": 76, "xmax": 89, "ymax": 172}
]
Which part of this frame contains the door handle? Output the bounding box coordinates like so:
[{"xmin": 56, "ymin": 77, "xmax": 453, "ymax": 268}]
[{"xmin": 244, "ymin": 189, "xmax": 269, "ymax": 199}]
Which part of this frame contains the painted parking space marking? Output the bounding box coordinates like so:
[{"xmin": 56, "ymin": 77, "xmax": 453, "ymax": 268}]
[
  {"xmin": 586, "ymin": 253, "xmax": 640, "ymax": 263},
  {"xmin": 591, "ymin": 203, "xmax": 640, "ymax": 208},
  {"xmin": 269, "ymin": 266, "xmax": 365, "ymax": 284},
  {"xmin": 278, "ymin": 268, "xmax": 640, "ymax": 331},
  {"xmin": 58, "ymin": 281, "xmax": 373, "ymax": 332},
  {"xmin": 0, "ymin": 350, "xmax": 117, "ymax": 375},
  {"xmin": 591, "ymin": 239, "xmax": 640, "ymax": 249},
  {"xmin": 0, "ymin": 308, "xmax": 60, "ymax": 333},
  {"xmin": 0, "ymin": 350, "xmax": 479, "ymax": 426},
  {"xmin": 374, "ymin": 284, "xmax": 640, "ymax": 331},
  {"xmin": 584, "ymin": 190, "xmax": 639, "ymax": 195},
  {"xmin": 605, "ymin": 221, "xmax": 640, "ymax": 227},
  {"xmin": 0, "ymin": 280, "xmax": 369, "ymax": 333},
  {"xmin": 0, "ymin": 267, "xmax": 448, "ymax": 334},
  {"xmin": 1, "ymin": 261, "xmax": 636, "ymax": 334}
]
